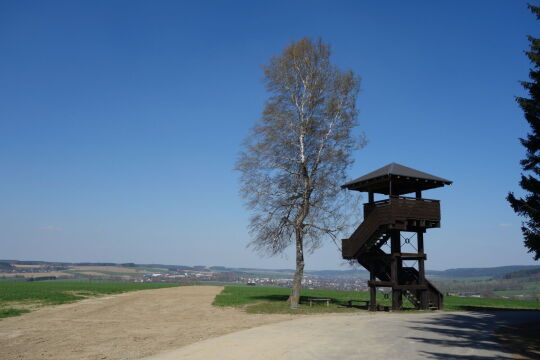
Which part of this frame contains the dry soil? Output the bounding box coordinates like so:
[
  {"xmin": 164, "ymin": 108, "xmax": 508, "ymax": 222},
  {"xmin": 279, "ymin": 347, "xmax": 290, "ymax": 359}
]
[{"xmin": 0, "ymin": 285, "xmax": 295, "ymax": 360}]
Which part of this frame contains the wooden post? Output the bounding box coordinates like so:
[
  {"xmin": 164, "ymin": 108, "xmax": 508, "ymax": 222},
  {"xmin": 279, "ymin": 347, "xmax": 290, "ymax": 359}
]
[
  {"xmin": 368, "ymin": 191, "xmax": 374, "ymax": 203},
  {"xmin": 390, "ymin": 230, "xmax": 402, "ymax": 310},
  {"xmin": 369, "ymin": 263, "xmax": 376, "ymax": 311},
  {"xmin": 415, "ymin": 190, "xmax": 422, "ymax": 199},
  {"xmin": 417, "ymin": 230, "xmax": 428, "ymax": 310}
]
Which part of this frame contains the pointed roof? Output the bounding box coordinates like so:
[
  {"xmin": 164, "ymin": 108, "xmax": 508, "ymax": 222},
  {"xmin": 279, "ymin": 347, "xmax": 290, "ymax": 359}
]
[{"xmin": 342, "ymin": 163, "xmax": 452, "ymax": 195}]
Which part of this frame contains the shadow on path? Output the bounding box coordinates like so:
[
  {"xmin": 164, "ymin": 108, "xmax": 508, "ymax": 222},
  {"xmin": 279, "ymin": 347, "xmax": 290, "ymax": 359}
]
[{"xmin": 406, "ymin": 311, "xmax": 540, "ymax": 360}]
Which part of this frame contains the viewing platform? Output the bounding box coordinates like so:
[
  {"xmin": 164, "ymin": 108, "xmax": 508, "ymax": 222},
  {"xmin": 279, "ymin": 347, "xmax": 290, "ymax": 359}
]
[{"xmin": 341, "ymin": 163, "xmax": 451, "ymax": 311}]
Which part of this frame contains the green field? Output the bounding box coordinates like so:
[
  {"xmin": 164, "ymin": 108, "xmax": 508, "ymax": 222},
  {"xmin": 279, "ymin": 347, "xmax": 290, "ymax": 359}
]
[
  {"xmin": 213, "ymin": 286, "xmax": 406, "ymax": 314},
  {"xmin": 126, "ymin": 265, "xmax": 168, "ymax": 273},
  {"xmin": 494, "ymin": 281, "xmax": 540, "ymax": 297},
  {"xmin": 62, "ymin": 269, "xmax": 148, "ymax": 277},
  {"xmin": 213, "ymin": 286, "xmax": 540, "ymax": 314},
  {"xmin": 0, "ymin": 280, "xmax": 180, "ymax": 319},
  {"xmin": 428, "ymin": 276, "xmax": 492, "ymax": 282},
  {"xmin": 444, "ymin": 295, "xmax": 540, "ymax": 311},
  {"xmin": 3, "ymin": 281, "xmax": 539, "ymax": 320}
]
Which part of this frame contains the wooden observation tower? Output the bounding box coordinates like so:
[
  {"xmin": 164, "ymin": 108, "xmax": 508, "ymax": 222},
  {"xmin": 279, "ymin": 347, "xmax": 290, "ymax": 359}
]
[{"xmin": 341, "ymin": 163, "xmax": 452, "ymax": 311}]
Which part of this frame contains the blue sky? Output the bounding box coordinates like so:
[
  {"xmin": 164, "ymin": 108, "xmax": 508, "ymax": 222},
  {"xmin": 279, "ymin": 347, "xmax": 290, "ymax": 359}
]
[{"xmin": 1, "ymin": 0, "xmax": 538, "ymax": 270}]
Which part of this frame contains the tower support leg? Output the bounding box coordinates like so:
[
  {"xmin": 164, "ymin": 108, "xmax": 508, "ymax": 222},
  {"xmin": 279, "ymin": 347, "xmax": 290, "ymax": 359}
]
[
  {"xmin": 390, "ymin": 230, "xmax": 402, "ymax": 310},
  {"xmin": 369, "ymin": 285, "xmax": 377, "ymax": 311},
  {"xmin": 369, "ymin": 262, "xmax": 376, "ymax": 311},
  {"xmin": 417, "ymin": 230, "xmax": 428, "ymax": 310}
]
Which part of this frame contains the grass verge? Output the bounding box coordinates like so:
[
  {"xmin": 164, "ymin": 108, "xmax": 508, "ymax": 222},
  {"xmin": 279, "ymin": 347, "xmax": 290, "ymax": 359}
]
[
  {"xmin": 213, "ymin": 286, "xmax": 540, "ymax": 314},
  {"xmin": 0, "ymin": 308, "xmax": 31, "ymax": 319},
  {"xmin": 214, "ymin": 286, "xmax": 399, "ymax": 314},
  {"xmin": 444, "ymin": 296, "xmax": 540, "ymax": 311}
]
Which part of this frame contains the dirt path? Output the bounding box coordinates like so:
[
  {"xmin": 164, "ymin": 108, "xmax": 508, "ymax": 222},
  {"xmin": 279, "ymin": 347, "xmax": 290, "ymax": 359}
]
[{"xmin": 0, "ymin": 286, "xmax": 295, "ymax": 360}]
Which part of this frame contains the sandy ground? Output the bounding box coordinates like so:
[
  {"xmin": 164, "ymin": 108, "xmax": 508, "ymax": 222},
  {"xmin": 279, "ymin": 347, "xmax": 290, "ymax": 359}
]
[
  {"xmin": 146, "ymin": 310, "xmax": 540, "ymax": 360},
  {"xmin": 0, "ymin": 286, "xmax": 295, "ymax": 360}
]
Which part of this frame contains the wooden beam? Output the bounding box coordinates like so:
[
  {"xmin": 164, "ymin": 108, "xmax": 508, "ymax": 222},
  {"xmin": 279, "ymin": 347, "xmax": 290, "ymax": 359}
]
[
  {"xmin": 368, "ymin": 282, "xmax": 428, "ymax": 290},
  {"xmin": 392, "ymin": 252, "xmax": 427, "ymax": 260},
  {"xmin": 417, "ymin": 230, "xmax": 428, "ymax": 309},
  {"xmin": 395, "ymin": 285, "xmax": 428, "ymax": 290},
  {"xmin": 390, "ymin": 229, "xmax": 403, "ymax": 310},
  {"xmin": 369, "ymin": 264, "xmax": 376, "ymax": 311}
]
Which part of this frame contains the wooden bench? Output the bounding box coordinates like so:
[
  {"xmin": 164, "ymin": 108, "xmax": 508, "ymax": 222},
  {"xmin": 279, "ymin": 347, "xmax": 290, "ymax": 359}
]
[
  {"xmin": 347, "ymin": 299, "xmax": 370, "ymax": 307},
  {"xmin": 308, "ymin": 298, "xmax": 331, "ymax": 307}
]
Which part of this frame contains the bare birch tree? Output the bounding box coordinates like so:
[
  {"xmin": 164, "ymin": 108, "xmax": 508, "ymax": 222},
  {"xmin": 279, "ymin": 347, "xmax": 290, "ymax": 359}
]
[{"xmin": 236, "ymin": 38, "xmax": 362, "ymax": 308}]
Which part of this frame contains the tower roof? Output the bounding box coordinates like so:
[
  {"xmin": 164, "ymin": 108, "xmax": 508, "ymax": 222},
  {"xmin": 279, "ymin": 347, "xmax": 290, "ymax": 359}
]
[{"xmin": 342, "ymin": 163, "xmax": 452, "ymax": 195}]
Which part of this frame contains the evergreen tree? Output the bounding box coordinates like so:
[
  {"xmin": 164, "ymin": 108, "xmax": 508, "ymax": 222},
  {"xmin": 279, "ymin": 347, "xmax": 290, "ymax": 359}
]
[{"xmin": 508, "ymin": 4, "xmax": 540, "ymax": 260}]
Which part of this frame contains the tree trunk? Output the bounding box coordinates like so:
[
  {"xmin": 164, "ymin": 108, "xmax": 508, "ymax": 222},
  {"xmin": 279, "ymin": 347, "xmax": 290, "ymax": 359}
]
[{"xmin": 289, "ymin": 228, "xmax": 305, "ymax": 309}]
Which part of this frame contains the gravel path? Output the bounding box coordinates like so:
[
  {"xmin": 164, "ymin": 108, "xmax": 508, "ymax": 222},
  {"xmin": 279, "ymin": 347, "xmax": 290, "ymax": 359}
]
[{"xmin": 146, "ymin": 310, "xmax": 540, "ymax": 360}]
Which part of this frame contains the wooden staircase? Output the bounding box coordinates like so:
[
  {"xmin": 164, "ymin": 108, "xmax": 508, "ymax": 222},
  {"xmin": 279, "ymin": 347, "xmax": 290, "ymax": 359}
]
[{"xmin": 342, "ymin": 196, "xmax": 444, "ymax": 310}]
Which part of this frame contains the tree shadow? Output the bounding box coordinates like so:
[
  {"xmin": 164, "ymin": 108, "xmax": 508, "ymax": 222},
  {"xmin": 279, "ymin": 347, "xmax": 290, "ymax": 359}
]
[
  {"xmin": 419, "ymin": 352, "xmax": 513, "ymax": 360},
  {"xmin": 248, "ymin": 294, "xmax": 289, "ymax": 302},
  {"xmin": 344, "ymin": 303, "xmax": 370, "ymax": 310},
  {"xmin": 496, "ymin": 321, "xmax": 540, "ymax": 360},
  {"xmin": 247, "ymin": 294, "xmax": 367, "ymax": 308},
  {"xmin": 405, "ymin": 311, "xmax": 540, "ymax": 359},
  {"xmin": 247, "ymin": 294, "xmax": 428, "ymax": 311},
  {"xmin": 447, "ymin": 305, "xmax": 540, "ymax": 312}
]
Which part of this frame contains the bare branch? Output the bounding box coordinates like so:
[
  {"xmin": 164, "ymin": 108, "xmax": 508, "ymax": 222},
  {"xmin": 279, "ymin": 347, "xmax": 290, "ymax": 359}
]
[{"xmin": 236, "ymin": 37, "xmax": 362, "ymax": 307}]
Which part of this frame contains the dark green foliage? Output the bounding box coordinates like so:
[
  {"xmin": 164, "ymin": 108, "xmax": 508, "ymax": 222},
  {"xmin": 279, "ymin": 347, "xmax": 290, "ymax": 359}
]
[{"xmin": 508, "ymin": 4, "xmax": 540, "ymax": 260}]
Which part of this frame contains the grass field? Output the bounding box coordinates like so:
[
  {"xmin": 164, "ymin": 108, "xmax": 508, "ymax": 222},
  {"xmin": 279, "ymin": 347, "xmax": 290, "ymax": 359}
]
[
  {"xmin": 428, "ymin": 276, "xmax": 492, "ymax": 282},
  {"xmin": 0, "ymin": 280, "xmax": 180, "ymax": 319},
  {"xmin": 213, "ymin": 286, "xmax": 401, "ymax": 314},
  {"xmin": 213, "ymin": 286, "xmax": 540, "ymax": 314},
  {"xmin": 495, "ymin": 281, "xmax": 540, "ymax": 297}
]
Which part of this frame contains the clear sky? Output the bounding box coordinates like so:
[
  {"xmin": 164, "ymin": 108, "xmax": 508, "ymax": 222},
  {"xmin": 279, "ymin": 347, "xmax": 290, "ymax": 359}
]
[{"xmin": 1, "ymin": 0, "xmax": 538, "ymax": 270}]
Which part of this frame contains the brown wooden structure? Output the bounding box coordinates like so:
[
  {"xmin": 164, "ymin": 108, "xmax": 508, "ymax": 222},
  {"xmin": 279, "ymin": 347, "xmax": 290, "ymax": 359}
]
[{"xmin": 342, "ymin": 163, "xmax": 452, "ymax": 311}]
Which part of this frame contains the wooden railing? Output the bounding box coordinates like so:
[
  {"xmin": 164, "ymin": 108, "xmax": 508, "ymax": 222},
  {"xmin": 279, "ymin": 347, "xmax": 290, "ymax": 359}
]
[
  {"xmin": 363, "ymin": 196, "xmax": 440, "ymax": 221},
  {"xmin": 342, "ymin": 205, "xmax": 387, "ymax": 259},
  {"xmin": 343, "ymin": 196, "xmax": 441, "ymax": 259}
]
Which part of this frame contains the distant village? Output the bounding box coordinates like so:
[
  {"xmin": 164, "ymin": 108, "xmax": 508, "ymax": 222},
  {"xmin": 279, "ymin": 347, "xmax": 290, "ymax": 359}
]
[
  {"xmin": 0, "ymin": 260, "xmax": 369, "ymax": 291},
  {"xmin": 141, "ymin": 270, "xmax": 369, "ymax": 291}
]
